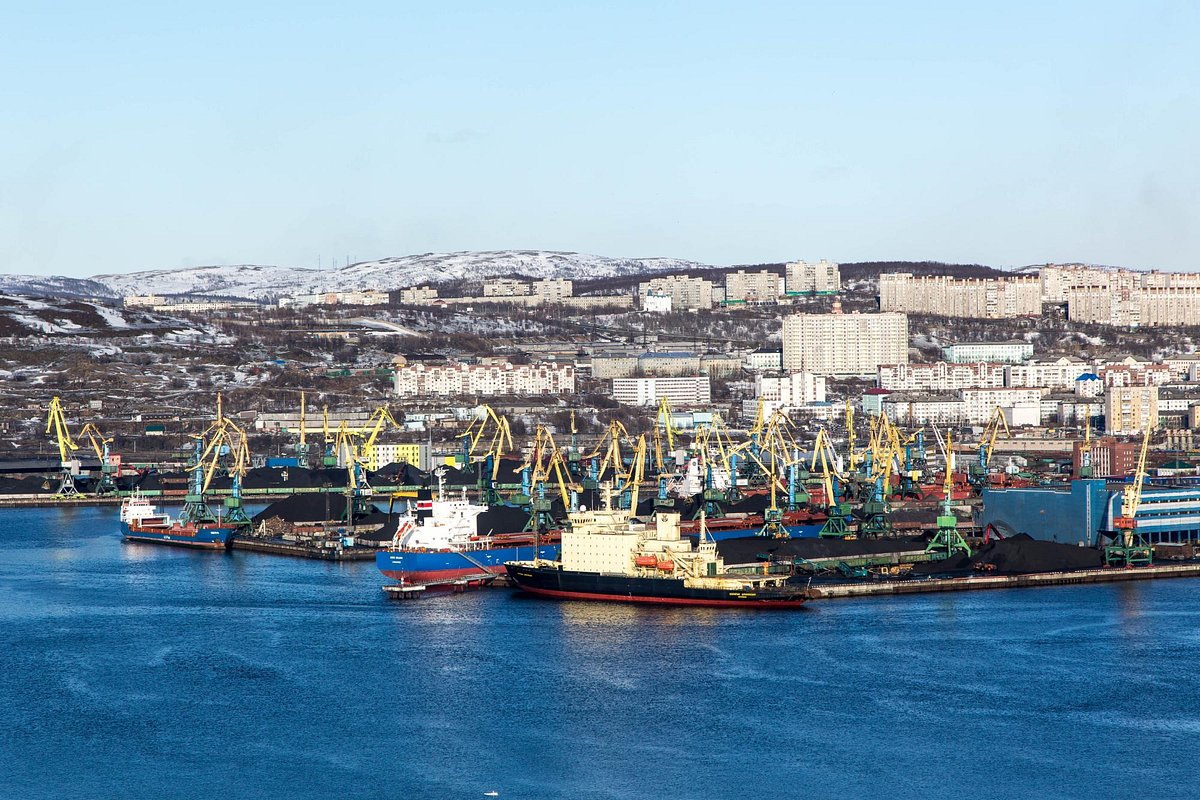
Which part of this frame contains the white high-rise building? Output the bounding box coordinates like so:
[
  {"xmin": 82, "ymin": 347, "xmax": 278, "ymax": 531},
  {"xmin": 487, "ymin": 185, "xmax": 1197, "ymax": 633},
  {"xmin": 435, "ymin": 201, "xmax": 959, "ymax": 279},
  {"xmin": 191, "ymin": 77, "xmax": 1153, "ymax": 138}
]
[
  {"xmin": 785, "ymin": 260, "xmax": 840, "ymax": 295},
  {"xmin": 781, "ymin": 309, "xmax": 908, "ymax": 377},
  {"xmin": 724, "ymin": 270, "xmax": 782, "ymax": 303}
]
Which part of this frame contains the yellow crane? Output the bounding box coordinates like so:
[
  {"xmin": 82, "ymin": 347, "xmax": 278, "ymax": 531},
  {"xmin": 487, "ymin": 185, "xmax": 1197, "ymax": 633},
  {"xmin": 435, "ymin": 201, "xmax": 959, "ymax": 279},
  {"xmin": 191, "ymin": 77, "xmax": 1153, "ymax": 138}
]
[
  {"xmin": 45, "ymin": 396, "xmax": 81, "ymax": 497},
  {"xmin": 77, "ymin": 422, "xmax": 118, "ymax": 496},
  {"xmin": 1105, "ymin": 424, "xmax": 1155, "ymax": 567},
  {"xmin": 653, "ymin": 396, "xmax": 676, "ymax": 473},
  {"xmin": 359, "ymin": 405, "xmax": 401, "ymax": 471}
]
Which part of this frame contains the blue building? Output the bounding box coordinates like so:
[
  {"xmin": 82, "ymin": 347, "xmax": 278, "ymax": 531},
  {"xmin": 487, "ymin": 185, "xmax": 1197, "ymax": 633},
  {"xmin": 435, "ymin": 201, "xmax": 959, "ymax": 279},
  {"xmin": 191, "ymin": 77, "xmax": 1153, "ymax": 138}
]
[{"xmin": 980, "ymin": 480, "xmax": 1200, "ymax": 546}]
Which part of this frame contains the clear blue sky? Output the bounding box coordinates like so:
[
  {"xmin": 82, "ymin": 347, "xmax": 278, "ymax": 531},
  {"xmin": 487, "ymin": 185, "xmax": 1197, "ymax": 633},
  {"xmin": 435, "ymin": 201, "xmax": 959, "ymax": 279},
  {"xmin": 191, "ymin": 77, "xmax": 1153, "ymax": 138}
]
[{"xmin": 2, "ymin": 1, "xmax": 1197, "ymax": 277}]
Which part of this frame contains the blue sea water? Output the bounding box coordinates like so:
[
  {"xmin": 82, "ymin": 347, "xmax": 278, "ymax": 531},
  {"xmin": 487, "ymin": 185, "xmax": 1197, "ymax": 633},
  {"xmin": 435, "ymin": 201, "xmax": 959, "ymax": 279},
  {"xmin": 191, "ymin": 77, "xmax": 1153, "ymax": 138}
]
[{"xmin": 2, "ymin": 505, "xmax": 1200, "ymax": 800}]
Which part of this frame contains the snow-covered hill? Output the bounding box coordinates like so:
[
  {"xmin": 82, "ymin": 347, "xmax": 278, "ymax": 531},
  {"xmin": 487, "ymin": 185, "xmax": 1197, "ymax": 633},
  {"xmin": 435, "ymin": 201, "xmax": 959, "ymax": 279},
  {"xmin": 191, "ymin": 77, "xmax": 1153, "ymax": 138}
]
[{"xmin": 0, "ymin": 250, "xmax": 722, "ymax": 301}]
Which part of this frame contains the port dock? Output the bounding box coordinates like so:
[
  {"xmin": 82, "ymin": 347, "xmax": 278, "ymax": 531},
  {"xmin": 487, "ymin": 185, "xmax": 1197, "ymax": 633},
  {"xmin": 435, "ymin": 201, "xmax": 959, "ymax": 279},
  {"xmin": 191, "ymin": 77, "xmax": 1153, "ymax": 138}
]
[
  {"xmin": 383, "ymin": 573, "xmax": 507, "ymax": 599},
  {"xmin": 808, "ymin": 561, "xmax": 1200, "ymax": 599}
]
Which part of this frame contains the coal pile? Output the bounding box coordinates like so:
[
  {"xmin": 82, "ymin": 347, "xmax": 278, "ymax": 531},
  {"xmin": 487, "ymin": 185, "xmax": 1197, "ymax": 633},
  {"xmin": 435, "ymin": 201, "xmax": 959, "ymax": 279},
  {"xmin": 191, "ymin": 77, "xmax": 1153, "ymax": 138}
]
[
  {"xmin": 370, "ymin": 462, "xmax": 428, "ymax": 485},
  {"xmin": 252, "ymin": 493, "xmax": 382, "ymax": 525},
  {"xmin": 478, "ymin": 504, "xmax": 533, "ymax": 535},
  {"xmin": 717, "ymin": 535, "xmax": 929, "ymax": 564},
  {"xmin": 0, "ymin": 475, "xmax": 58, "ymax": 495},
  {"xmin": 911, "ymin": 533, "xmax": 1103, "ymax": 576}
]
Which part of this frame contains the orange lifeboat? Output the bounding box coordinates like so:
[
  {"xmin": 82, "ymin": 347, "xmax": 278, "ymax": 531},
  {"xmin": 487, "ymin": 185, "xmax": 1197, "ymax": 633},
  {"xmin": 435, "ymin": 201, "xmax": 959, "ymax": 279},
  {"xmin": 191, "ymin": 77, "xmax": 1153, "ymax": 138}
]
[
  {"xmin": 634, "ymin": 555, "xmax": 657, "ymax": 568},
  {"xmin": 656, "ymin": 560, "xmax": 675, "ymax": 571}
]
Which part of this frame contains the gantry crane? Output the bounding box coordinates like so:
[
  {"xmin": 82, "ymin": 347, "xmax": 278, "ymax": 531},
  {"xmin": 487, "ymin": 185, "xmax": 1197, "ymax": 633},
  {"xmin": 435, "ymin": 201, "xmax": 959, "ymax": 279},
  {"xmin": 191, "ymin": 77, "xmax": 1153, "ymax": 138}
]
[
  {"xmin": 1104, "ymin": 424, "xmax": 1155, "ymax": 567},
  {"xmin": 45, "ymin": 396, "xmax": 81, "ymax": 497}
]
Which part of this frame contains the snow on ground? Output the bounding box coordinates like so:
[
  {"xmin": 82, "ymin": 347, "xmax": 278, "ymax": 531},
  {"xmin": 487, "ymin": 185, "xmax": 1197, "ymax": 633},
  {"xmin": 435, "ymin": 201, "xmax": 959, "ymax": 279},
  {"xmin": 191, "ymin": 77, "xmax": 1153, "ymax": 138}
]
[
  {"xmin": 90, "ymin": 304, "xmax": 131, "ymax": 329},
  {"xmin": 7, "ymin": 314, "xmax": 72, "ymax": 334}
]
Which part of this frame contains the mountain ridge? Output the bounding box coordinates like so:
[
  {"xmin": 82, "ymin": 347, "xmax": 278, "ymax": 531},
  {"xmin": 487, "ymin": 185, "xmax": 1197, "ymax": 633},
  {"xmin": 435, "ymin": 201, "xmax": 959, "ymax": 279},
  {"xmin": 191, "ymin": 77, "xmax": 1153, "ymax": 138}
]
[{"xmin": 0, "ymin": 250, "xmax": 724, "ymax": 301}]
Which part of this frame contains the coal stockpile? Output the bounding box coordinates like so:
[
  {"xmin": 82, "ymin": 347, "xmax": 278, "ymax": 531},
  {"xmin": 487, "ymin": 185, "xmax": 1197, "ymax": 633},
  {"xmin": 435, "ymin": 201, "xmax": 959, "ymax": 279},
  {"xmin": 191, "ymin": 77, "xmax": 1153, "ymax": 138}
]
[
  {"xmin": 717, "ymin": 535, "xmax": 929, "ymax": 564},
  {"xmin": 252, "ymin": 493, "xmax": 382, "ymax": 524},
  {"xmin": 370, "ymin": 462, "xmax": 428, "ymax": 485},
  {"xmin": 0, "ymin": 475, "xmax": 58, "ymax": 495},
  {"xmin": 477, "ymin": 504, "xmax": 532, "ymax": 535},
  {"xmin": 911, "ymin": 533, "xmax": 1103, "ymax": 576}
]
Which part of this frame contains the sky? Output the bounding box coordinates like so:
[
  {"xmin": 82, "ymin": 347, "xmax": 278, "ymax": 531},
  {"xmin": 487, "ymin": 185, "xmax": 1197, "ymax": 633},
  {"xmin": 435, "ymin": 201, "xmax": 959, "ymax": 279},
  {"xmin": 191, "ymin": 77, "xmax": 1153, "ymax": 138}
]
[{"xmin": 1, "ymin": 1, "xmax": 1198, "ymax": 277}]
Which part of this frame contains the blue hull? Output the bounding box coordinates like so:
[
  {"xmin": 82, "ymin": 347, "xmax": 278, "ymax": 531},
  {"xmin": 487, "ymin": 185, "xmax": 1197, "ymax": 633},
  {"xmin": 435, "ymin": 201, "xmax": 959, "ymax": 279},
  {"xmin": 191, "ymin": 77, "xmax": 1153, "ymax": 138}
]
[
  {"xmin": 122, "ymin": 523, "xmax": 234, "ymax": 549},
  {"xmin": 378, "ymin": 544, "xmax": 560, "ymax": 585}
]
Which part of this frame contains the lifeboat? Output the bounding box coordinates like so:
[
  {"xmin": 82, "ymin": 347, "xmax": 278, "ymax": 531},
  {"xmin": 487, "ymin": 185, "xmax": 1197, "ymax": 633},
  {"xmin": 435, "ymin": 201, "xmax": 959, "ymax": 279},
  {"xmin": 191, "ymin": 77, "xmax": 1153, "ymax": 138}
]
[
  {"xmin": 634, "ymin": 555, "xmax": 657, "ymax": 568},
  {"xmin": 656, "ymin": 560, "xmax": 675, "ymax": 571}
]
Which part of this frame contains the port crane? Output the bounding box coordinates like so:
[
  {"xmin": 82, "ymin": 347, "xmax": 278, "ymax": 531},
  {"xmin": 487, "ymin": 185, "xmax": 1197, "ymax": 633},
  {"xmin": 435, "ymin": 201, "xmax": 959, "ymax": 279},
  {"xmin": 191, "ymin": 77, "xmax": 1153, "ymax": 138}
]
[
  {"xmin": 970, "ymin": 408, "xmax": 1010, "ymax": 491},
  {"xmin": 358, "ymin": 404, "xmax": 401, "ymax": 471},
  {"xmin": 814, "ymin": 428, "xmax": 853, "ymax": 537},
  {"xmin": 45, "ymin": 396, "xmax": 81, "ymax": 497},
  {"xmin": 926, "ymin": 430, "xmax": 971, "ymax": 558},
  {"xmin": 77, "ymin": 422, "xmax": 118, "ymax": 496},
  {"xmin": 1104, "ymin": 424, "xmax": 1155, "ymax": 567}
]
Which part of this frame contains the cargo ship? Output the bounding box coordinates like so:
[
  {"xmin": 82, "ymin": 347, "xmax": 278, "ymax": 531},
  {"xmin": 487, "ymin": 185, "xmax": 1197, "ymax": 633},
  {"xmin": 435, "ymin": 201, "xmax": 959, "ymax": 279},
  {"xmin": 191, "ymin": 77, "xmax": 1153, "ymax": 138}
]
[
  {"xmin": 505, "ymin": 494, "xmax": 811, "ymax": 608},
  {"xmin": 377, "ymin": 479, "xmax": 558, "ymax": 587},
  {"xmin": 119, "ymin": 491, "xmax": 235, "ymax": 549}
]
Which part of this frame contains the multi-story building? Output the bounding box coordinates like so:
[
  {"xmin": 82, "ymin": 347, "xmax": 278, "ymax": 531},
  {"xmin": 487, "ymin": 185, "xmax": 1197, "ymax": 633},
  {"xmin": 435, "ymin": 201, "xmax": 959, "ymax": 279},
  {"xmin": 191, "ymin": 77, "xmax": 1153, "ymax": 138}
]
[
  {"xmin": 590, "ymin": 353, "xmax": 641, "ymax": 379},
  {"xmin": 880, "ymin": 394, "xmax": 966, "ymax": 425},
  {"xmin": 642, "ymin": 292, "xmax": 672, "ymax": 313},
  {"xmin": 745, "ymin": 349, "xmax": 783, "ymax": 371},
  {"xmin": 393, "ymin": 361, "xmax": 575, "ymax": 397},
  {"xmin": 1098, "ymin": 359, "xmax": 1172, "ymax": 387},
  {"xmin": 724, "ymin": 270, "xmax": 782, "ymax": 303},
  {"xmin": 365, "ymin": 443, "xmax": 432, "ymax": 472},
  {"xmin": 942, "ymin": 341, "xmax": 1033, "ymax": 364},
  {"xmin": 961, "ymin": 387, "xmax": 1046, "ymax": 425},
  {"xmin": 1105, "ymin": 386, "xmax": 1159, "ymax": 434},
  {"xmin": 878, "ymin": 273, "xmax": 1041, "ymax": 319},
  {"xmin": 638, "ymin": 351, "xmax": 702, "ymax": 376},
  {"xmin": 1055, "ymin": 266, "xmax": 1200, "ymax": 326},
  {"xmin": 282, "ymin": 290, "xmax": 388, "ymax": 307},
  {"xmin": 754, "ymin": 372, "xmax": 827, "ymax": 408},
  {"xmin": 612, "ymin": 376, "xmax": 711, "ymax": 406},
  {"xmin": 532, "ymin": 278, "xmax": 573, "ymax": 303},
  {"xmin": 784, "ymin": 260, "xmax": 840, "ymax": 295},
  {"xmin": 482, "ymin": 278, "xmax": 533, "ymax": 297},
  {"xmin": 699, "ymin": 353, "xmax": 743, "ymax": 377},
  {"xmin": 877, "ymin": 361, "xmax": 1005, "ymax": 392},
  {"xmin": 637, "ymin": 275, "xmax": 715, "ymax": 310},
  {"xmin": 399, "ymin": 286, "xmax": 439, "ymax": 304},
  {"xmin": 781, "ymin": 309, "xmax": 908, "ymax": 377},
  {"xmin": 1072, "ymin": 436, "xmax": 1139, "ymax": 478},
  {"xmin": 1004, "ymin": 356, "xmax": 1092, "ymax": 389}
]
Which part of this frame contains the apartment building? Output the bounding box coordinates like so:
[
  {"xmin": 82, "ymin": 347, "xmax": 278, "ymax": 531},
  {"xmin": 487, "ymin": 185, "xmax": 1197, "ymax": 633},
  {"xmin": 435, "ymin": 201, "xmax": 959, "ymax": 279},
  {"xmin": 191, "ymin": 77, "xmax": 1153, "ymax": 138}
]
[
  {"xmin": 1105, "ymin": 386, "xmax": 1159, "ymax": 434},
  {"xmin": 393, "ymin": 361, "xmax": 575, "ymax": 397},
  {"xmin": 877, "ymin": 361, "xmax": 1005, "ymax": 392},
  {"xmin": 1004, "ymin": 357, "xmax": 1091, "ymax": 389},
  {"xmin": 638, "ymin": 275, "xmax": 715, "ymax": 310},
  {"xmin": 878, "ymin": 272, "xmax": 1041, "ymax": 319},
  {"xmin": 612, "ymin": 376, "xmax": 712, "ymax": 406},
  {"xmin": 755, "ymin": 371, "xmax": 827, "ymax": 407},
  {"xmin": 533, "ymin": 278, "xmax": 573, "ymax": 303},
  {"xmin": 399, "ymin": 286, "xmax": 439, "ymax": 304},
  {"xmin": 880, "ymin": 394, "xmax": 967, "ymax": 425},
  {"xmin": 942, "ymin": 341, "xmax": 1033, "ymax": 364},
  {"xmin": 784, "ymin": 259, "xmax": 840, "ymax": 295},
  {"xmin": 482, "ymin": 278, "xmax": 532, "ymax": 297},
  {"xmin": 961, "ymin": 387, "xmax": 1046, "ymax": 425},
  {"xmin": 1098, "ymin": 360, "xmax": 1172, "ymax": 387},
  {"xmin": 724, "ymin": 270, "xmax": 782, "ymax": 303},
  {"xmin": 781, "ymin": 310, "xmax": 908, "ymax": 377}
]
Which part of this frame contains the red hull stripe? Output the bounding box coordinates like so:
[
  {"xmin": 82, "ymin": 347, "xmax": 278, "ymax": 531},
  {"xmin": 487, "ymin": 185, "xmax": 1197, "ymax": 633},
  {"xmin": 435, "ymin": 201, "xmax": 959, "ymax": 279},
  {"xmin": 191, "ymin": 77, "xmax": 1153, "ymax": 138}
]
[
  {"xmin": 382, "ymin": 566, "xmax": 505, "ymax": 584},
  {"xmin": 516, "ymin": 584, "xmax": 807, "ymax": 608}
]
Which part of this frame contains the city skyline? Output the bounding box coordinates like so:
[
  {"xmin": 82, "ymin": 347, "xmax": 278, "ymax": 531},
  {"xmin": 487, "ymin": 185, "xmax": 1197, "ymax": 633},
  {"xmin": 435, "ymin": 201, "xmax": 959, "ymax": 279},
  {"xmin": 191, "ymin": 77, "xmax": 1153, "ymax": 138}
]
[{"xmin": 3, "ymin": 1, "xmax": 1198, "ymax": 277}]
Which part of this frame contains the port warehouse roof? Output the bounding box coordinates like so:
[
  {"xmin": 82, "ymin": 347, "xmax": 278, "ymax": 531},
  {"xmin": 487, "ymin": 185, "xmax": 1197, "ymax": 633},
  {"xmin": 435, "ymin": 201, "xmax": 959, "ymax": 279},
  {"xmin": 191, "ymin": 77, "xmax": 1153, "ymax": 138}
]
[{"xmin": 981, "ymin": 479, "xmax": 1200, "ymax": 547}]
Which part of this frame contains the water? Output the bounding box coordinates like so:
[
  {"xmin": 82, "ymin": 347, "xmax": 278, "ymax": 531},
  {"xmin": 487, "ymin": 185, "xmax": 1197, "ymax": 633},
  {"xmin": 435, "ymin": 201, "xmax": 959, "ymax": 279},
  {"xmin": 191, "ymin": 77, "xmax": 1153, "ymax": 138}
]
[{"xmin": 3, "ymin": 506, "xmax": 1199, "ymax": 800}]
